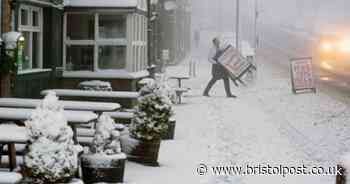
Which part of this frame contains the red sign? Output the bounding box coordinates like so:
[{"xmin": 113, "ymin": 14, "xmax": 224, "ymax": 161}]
[{"xmin": 290, "ymin": 57, "xmax": 316, "ymax": 93}]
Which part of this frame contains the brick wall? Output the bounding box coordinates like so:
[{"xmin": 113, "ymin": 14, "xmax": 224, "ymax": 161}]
[{"xmin": 2, "ymin": 0, "xmax": 12, "ymax": 33}]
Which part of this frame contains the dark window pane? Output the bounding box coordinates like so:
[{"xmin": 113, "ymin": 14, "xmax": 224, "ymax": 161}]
[
  {"xmin": 32, "ymin": 11, "xmax": 39, "ymax": 27},
  {"xmin": 99, "ymin": 15, "xmax": 126, "ymax": 39},
  {"xmin": 66, "ymin": 45, "xmax": 94, "ymax": 71},
  {"xmin": 32, "ymin": 32, "xmax": 39, "ymax": 68},
  {"xmin": 98, "ymin": 46, "xmax": 126, "ymax": 69},
  {"xmin": 21, "ymin": 9, "xmax": 28, "ymax": 26},
  {"xmin": 67, "ymin": 14, "xmax": 95, "ymax": 40}
]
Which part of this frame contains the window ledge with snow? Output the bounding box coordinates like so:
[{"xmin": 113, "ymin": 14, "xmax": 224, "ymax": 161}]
[{"xmin": 63, "ymin": 70, "xmax": 149, "ymax": 79}]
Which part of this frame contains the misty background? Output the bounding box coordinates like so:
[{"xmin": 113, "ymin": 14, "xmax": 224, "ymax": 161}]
[{"xmin": 191, "ymin": 0, "xmax": 350, "ymax": 48}]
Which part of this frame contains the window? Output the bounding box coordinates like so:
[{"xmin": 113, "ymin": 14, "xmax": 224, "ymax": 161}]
[
  {"xmin": 18, "ymin": 5, "xmax": 42, "ymax": 70},
  {"xmin": 65, "ymin": 13, "xmax": 127, "ymax": 71}
]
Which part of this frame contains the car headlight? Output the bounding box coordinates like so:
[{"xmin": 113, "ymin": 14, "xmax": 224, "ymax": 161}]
[{"xmin": 321, "ymin": 42, "xmax": 333, "ymax": 52}]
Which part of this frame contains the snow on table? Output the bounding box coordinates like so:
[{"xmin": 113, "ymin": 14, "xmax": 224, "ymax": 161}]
[
  {"xmin": 0, "ymin": 172, "xmax": 22, "ymax": 183},
  {"xmin": 0, "ymin": 107, "xmax": 98, "ymax": 124},
  {"xmin": 0, "ymin": 98, "xmax": 120, "ymax": 113},
  {"xmin": 41, "ymin": 89, "xmax": 139, "ymax": 99},
  {"xmin": 0, "ymin": 124, "xmax": 28, "ymax": 143}
]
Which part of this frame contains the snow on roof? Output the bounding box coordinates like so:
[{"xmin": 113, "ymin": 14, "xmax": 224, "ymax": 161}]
[{"xmin": 64, "ymin": 0, "xmax": 147, "ymax": 11}]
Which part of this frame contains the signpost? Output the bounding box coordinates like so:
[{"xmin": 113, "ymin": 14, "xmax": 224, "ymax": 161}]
[
  {"xmin": 216, "ymin": 45, "xmax": 255, "ymax": 86},
  {"xmin": 290, "ymin": 57, "xmax": 316, "ymax": 94}
]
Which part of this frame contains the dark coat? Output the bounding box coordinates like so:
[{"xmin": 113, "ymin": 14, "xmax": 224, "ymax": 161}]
[
  {"xmin": 212, "ymin": 64, "xmax": 229, "ymax": 79},
  {"xmin": 211, "ymin": 48, "xmax": 229, "ymax": 79}
]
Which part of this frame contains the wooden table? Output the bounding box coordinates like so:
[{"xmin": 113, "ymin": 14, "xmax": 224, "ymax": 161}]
[
  {"xmin": 0, "ymin": 108, "xmax": 97, "ymax": 171},
  {"xmin": 0, "ymin": 125, "xmax": 28, "ymax": 171},
  {"xmin": 0, "ymin": 107, "xmax": 98, "ymax": 142},
  {"xmin": 169, "ymin": 76, "xmax": 190, "ymax": 88},
  {"xmin": 41, "ymin": 89, "xmax": 139, "ymax": 99},
  {"xmin": 0, "ymin": 98, "xmax": 121, "ymax": 114}
]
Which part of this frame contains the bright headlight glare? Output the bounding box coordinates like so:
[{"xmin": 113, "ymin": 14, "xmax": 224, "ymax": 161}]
[
  {"xmin": 321, "ymin": 42, "xmax": 333, "ymax": 52},
  {"xmin": 339, "ymin": 39, "xmax": 350, "ymax": 53}
]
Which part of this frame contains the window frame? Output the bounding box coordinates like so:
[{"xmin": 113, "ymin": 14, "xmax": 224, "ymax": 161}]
[
  {"xmin": 64, "ymin": 12, "xmax": 128, "ymax": 71},
  {"xmin": 18, "ymin": 4, "xmax": 43, "ymax": 70}
]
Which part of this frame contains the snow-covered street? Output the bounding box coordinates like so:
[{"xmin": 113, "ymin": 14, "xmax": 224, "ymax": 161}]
[{"xmin": 125, "ymin": 51, "xmax": 350, "ymax": 184}]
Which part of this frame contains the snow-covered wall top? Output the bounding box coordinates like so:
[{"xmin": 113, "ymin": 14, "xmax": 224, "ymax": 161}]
[{"xmin": 64, "ymin": 0, "xmax": 147, "ymax": 11}]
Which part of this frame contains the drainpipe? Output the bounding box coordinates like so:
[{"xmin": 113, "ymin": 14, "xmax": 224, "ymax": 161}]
[{"xmin": 147, "ymin": 0, "xmax": 151, "ymax": 66}]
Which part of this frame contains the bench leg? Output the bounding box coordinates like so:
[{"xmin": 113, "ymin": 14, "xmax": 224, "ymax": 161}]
[
  {"xmin": 72, "ymin": 126, "xmax": 78, "ymax": 144},
  {"xmin": 8, "ymin": 143, "xmax": 16, "ymax": 171},
  {"xmin": 0, "ymin": 144, "xmax": 2, "ymax": 166}
]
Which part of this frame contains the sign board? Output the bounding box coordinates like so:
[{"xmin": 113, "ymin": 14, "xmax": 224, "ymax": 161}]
[
  {"xmin": 217, "ymin": 45, "xmax": 253, "ymax": 79},
  {"xmin": 290, "ymin": 57, "xmax": 316, "ymax": 94},
  {"xmin": 162, "ymin": 49, "xmax": 170, "ymax": 61}
]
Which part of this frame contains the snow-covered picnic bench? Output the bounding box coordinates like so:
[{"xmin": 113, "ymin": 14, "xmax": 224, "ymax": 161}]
[
  {"xmin": 0, "ymin": 98, "xmax": 121, "ymax": 114},
  {"xmin": 0, "ymin": 108, "xmax": 97, "ymax": 171},
  {"xmin": 41, "ymin": 89, "xmax": 139, "ymax": 99},
  {"xmin": 41, "ymin": 89, "xmax": 140, "ymax": 108},
  {"xmin": 0, "ymin": 125, "xmax": 28, "ymax": 171},
  {"xmin": 168, "ymin": 75, "xmax": 191, "ymax": 104},
  {"xmin": 0, "ymin": 107, "xmax": 98, "ymax": 143}
]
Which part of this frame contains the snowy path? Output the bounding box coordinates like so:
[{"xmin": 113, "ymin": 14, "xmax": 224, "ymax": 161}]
[{"xmin": 125, "ymin": 53, "xmax": 350, "ymax": 184}]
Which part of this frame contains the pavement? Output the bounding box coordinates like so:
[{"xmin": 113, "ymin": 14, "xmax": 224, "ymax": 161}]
[{"xmin": 124, "ymin": 49, "xmax": 350, "ymax": 184}]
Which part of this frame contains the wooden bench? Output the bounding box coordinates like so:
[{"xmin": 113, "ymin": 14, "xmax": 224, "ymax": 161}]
[
  {"xmin": 0, "ymin": 98, "xmax": 120, "ymax": 115},
  {"xmin": 0, "ymin": 125, "xmax": 28, "ymax": 171},
  {"xmin": 103, "ymin": 111, "xmax": 134, "ymax": 124},
  {"xmin": 41, "ymin": 89, "xmax": 139, "ymax": 108},
  {"xmin": 0, "ymin": 107, "xmax": 97, "ymax": 144}
]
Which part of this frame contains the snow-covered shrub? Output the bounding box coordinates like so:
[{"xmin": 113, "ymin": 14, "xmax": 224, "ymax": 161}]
[
  {"xmin": 89, "ymin": 115, "xmax": 122, "ymax": 155},
  {"xmin": 79, "ymin": 80, "xmax": 112, "ymax": 91},
  {"xmin": 130, "ymin": 82, "xmax": 174, "ymax": 141},
  {"xmin": 139, "ymin": 74, "xmax": 177, "ymax": 103},
  {"xmin": 24, "ymin": 92, "xmax": 82, "ymax": 184}
]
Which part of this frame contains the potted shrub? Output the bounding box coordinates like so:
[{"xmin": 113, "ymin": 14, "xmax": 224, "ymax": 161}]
[
  {"xmin": 128, "ymin": 81, "xmax": 174, "ymax": 166},
  {"xmin": 162, "ymin": 117, "xmax": 176, "ymax": 140},
  {"xmin": 81, "ymin": 115, "xmax": 126, "ymax": 184},
  {"xmin": 22, "ymin": 92, "xmax": 83, "ymax": 184}
]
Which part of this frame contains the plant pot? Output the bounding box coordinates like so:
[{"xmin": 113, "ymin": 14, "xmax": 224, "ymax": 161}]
[
  {"xmin": 20, "ymin": 166, "xmax": 77, "ymax": 184},
  {"xmin": 128, "ymin": 139, "xmax": 161, "ymax": 166},
  {"xmin": 162, "ymin": 119, "xmax": 176, "ymax": 140},
  {"xmin": 81, "ymin": 153, "xmax": 126, "ymax": 184}
]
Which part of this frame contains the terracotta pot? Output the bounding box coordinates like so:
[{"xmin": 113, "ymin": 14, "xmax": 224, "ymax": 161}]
[
  {"xmin": 81, "ymin": 153, "xmax": 126, "ymax": 184},
  {"xmin": 162, "ymin": 119, "xmax": 176, "ymax": 140},
  {"xmin": 128, "ymin": 139, "xmax": 161, "ymax": 166}
]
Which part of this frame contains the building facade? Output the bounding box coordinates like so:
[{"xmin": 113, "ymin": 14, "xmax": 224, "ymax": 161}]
[
  {"xmin": 61, "ymin": 0, "xmax": 149, "ymax": 91},
  {"xmin": 151, "ymin": 0, "xmax": 191, "ymax": 66}
]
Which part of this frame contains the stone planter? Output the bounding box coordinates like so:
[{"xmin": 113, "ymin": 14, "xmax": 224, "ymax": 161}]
[
  {"xmin": 128, "ymin": 139, "xmax": 161, "ymax": 166},
  {"xmin": 162, "ymin": 119, "xmax": 176, "ymax": 140},
  {"xmin": 81, "ymin": 153, "xmax": 126, "ymax": 184}
]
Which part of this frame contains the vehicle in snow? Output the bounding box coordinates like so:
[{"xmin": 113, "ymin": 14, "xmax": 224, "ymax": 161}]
[{"xmin": 314, "ymin": 30, "xmax": 350, "ymax": 80}]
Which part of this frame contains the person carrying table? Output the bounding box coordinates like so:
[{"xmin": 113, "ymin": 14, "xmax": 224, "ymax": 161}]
[{"xmin": 203, "ymin": 37, "xmax": 237, "ymax": 98}]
